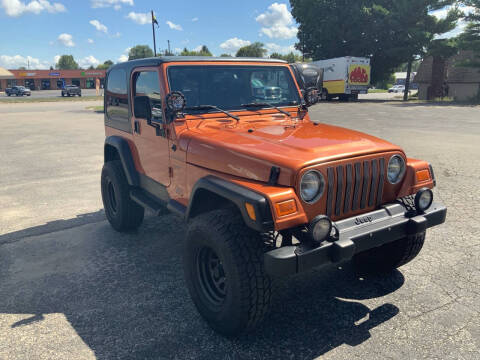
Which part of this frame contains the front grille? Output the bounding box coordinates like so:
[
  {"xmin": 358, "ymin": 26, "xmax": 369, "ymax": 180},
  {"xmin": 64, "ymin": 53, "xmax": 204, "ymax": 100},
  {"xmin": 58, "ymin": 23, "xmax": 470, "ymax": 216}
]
[{"xmin": 326, "ymin": 158, "xmax": 385, "ymax": 218}]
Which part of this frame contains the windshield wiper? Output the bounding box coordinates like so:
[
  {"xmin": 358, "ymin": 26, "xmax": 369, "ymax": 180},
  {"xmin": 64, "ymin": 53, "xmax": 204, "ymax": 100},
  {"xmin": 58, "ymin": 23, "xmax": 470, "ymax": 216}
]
[
  {"xmin": 185, "ymin": 105, "xmax": 239, "ymax": 122},
  {"xmin": 241, "ymin": 103, "xmax": 291, "ymax": 117}
]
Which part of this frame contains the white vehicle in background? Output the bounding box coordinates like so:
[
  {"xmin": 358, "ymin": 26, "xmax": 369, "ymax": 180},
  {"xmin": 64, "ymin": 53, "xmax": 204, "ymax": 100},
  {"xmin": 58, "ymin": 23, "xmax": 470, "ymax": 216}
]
[
  {"xmin": 312, "ymin": 56, "xmax": 371, "ymax": 101},
  {"xmin": 389, "ymin": 85, "xmax": 406, "ymax": 93}
]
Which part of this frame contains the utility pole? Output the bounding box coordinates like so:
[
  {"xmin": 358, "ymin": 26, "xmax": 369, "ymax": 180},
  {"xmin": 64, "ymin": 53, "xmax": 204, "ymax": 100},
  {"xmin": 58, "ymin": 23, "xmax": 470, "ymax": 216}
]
[
  {"xmin": 168, "ymin": 40, "xmax": 171, "ymax": 55},
  {"xmin": 302, "ymin": 32, "xmax": 305, "ymax": 62},
  {"xmin": 151, "ymin": 10, "xmax": 157, "ymax": 56},
  {"xmin": 404, "ymin": 58, "xmax": 413, "ymax": 101}
]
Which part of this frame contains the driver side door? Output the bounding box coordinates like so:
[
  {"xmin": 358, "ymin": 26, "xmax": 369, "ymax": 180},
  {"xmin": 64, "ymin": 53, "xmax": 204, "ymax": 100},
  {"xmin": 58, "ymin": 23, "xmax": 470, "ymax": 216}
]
[{"xmin": 131, "ymin": 68, "xmax": 171, "ymax": 188}]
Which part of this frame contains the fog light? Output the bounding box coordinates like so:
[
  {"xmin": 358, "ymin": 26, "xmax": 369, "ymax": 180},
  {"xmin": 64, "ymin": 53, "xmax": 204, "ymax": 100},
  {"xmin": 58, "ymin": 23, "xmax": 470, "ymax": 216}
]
[
  {"xmin": 415, "ymin": 188, "xmax": 433, "ymax": 213},
  {"xmin": 308, "ymin": 215, "xmax": 332, "ymax": 242}
]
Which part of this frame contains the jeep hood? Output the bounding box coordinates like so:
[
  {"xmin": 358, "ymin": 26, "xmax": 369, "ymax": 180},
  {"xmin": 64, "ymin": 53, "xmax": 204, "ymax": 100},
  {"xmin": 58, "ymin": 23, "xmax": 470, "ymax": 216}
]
[{"xmin": 184, "ymin": 117, "xmax": 403, "ymax": 186}]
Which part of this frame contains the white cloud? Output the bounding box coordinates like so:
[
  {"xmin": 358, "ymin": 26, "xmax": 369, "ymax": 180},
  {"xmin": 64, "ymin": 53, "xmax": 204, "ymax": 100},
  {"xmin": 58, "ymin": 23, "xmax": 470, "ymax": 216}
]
[
  {"xmin": 87, "ymin": 38, "xmax": 94, "ymax": 44},
  {"xmin": 265, "ymin": 43, "xmax": 298, "ymax": 54},
  {"xmin": 89, "ymin": 19, "xmax": 108, "ymax": 33},
  {"xmin": 126, "ymin": 11, "xmax": 149, "ymax": 25},
  {"xmin": 54, "ymin": 54, "xmax": 60, "ymax": 64},
  {"xmin": 166, "ymin": 20, "xmax": 182, "ymax": 31},
  {"xmin": 58, "ymin": 33, "xmax": 75, "ymax": 47},
  {"xmin": 117, "ymin": 47, "xmax": 131, "ymax": 63},
  {"xmin": 79, "ymin": 55, "xmax": 100, "ymax": 68},
  {"xmin": 90, "ymin": 0, "xmax": 133, "ymax": 9},
  {"xmin": 0, "ymin": 54, "xmax": 50, "ymax": 69},
  {"xmin": 193, "ymin": 45, "xmax": 203, "ymax": 52},
  {"xmin": 220, "ymin": 37, "xmax": 251, "ymax": 54},
  {"xmin": 111, "ymin": 32, "xmax": 121, "ymax": 38},
  {"xmin": 1, "ymin": 0, "xmax": 66, "ymax": 17},
  {"xmin": 192, "ymin": 17, "xmax": 198, "ymax": 22},
  {"xmin": 118, "ymin": 54, "xmax": 128, "ymax": 62},
  {"xmin": 256, "ymin": 2, "xmax": 298, "ymax": 39}
]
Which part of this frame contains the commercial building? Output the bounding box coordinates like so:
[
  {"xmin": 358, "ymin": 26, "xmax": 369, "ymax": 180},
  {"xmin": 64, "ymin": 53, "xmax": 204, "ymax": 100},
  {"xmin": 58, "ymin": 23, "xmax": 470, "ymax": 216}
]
[
  {"xmin": 415, "ymin": 51, "xmax": 480, "ymax": 101},
  {"xmin": 0, "ymin": 69, "xmax": 106, "ymax": 91}
]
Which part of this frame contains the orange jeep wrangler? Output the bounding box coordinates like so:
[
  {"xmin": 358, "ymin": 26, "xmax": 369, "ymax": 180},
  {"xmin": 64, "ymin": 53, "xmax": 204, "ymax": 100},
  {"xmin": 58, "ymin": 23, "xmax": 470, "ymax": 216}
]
[{"xmin": 101, "ymin": 57, "xmax": 446, "ymax": 336}]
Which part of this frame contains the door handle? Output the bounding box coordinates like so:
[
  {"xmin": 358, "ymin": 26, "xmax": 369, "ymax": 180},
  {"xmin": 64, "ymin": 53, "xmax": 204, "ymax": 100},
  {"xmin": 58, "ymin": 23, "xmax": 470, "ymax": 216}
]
[{"xmin": 134, "ymin": 120, "xmax": 140, "ymax": 133}]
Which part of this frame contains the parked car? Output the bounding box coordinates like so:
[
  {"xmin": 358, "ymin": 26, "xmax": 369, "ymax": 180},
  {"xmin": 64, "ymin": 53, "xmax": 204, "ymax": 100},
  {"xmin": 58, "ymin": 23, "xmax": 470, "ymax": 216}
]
[
  {"xmin": 5, "ymin": 86, "xmax": 31, "ymax": 96},
  {"xmin": 101, "ymin": 56, "xmax": 446, "ymax": 336},
  {"xmin": 61, "ymin": 85, "xmax": 82, "ymax": 97},
  {"xmin": 389, "ymin": 85, "xmax": 406, "ymax": 93}
]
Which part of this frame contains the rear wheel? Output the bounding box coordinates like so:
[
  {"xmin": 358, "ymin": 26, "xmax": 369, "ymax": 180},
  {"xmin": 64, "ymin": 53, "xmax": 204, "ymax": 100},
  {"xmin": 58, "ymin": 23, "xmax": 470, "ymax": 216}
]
[
  {"xmin": 354, "ymin": 232, "xmax": 426, "ymax": 272},
  {"xmin": 101, "ymin": 160, "xmax": 144, "ymax": 232},
  {"xmin": 184, "ymin": 209, "xmax": 273, "ymax": 336}
]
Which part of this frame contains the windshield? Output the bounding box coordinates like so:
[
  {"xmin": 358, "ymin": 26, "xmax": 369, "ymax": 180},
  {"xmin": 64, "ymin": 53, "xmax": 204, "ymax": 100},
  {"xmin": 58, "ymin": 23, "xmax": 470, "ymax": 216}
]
[{"xmin": 167, "ymin": 65, "xmax": 301, "ymax": 113}]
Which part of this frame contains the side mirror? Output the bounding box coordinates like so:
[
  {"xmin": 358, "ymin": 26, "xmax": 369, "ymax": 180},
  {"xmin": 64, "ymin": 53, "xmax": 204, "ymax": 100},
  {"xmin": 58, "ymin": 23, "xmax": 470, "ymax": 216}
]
[
  {"xmin": 133, "ymin": 95, "xmax": 152, "ymax": 123},
  {"xmin": 304, "ymin": 88, "xmax": 319, "ymax": 107}
]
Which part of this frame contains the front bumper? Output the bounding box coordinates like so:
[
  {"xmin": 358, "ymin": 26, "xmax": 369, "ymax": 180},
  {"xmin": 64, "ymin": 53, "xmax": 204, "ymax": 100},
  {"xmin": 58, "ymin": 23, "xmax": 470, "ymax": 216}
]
[{"xmin": 264, "ymin": 201, "xmax": 447, "ymax": 277}]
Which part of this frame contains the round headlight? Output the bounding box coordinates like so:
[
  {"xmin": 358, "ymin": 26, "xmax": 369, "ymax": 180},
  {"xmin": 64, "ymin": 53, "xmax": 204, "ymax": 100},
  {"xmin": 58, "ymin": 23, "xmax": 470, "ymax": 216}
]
[
  {"xmin": 308, "ymin": 215, "xmax": 332, "ymax": 242},
  {"xmin": 387, "ymin": 155, "xmax": 406, "ymax": 184},
  {"xmin": 300, "ymin": 170, "xmax": 325, "ymax": 203},
  {"xmin": 415, "ymin": 188, "xmax": 433, "ymax": 212}
]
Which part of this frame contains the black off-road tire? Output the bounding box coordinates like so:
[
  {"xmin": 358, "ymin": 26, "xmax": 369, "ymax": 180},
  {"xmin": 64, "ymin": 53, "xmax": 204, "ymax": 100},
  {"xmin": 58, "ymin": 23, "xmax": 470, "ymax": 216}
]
[
  {"xmin": 354, "ymin": 232, "xmax": 426, "ymax": 272},
  {"xmin": 184, "ymin": 209, "xmax": 273, "ymax": 337},
  {"xmin": 101, "ymin": 160, "xmax": 144, "ymax": 232}
]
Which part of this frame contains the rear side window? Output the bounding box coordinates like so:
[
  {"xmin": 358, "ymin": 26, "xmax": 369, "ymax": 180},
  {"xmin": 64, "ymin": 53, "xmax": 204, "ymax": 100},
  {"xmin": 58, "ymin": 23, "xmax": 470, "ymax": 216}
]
[{"xmin": 106, "ymin": 69, "xmax": 128, "ymax": 123}]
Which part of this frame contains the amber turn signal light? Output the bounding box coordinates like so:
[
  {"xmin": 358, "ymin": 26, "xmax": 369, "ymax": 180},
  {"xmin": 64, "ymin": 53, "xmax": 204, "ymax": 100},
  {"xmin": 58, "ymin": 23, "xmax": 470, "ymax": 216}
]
[
  {"xmin": 416, "ymin": 169, "xmax": 430, "ymax": 182},
  {"xmin": 245, "ymin": 202, "xmax": 256, "ymax": 221},
  {"xmin": 275, "ymin": 199, "xmax": 297, "ymax": 217}
]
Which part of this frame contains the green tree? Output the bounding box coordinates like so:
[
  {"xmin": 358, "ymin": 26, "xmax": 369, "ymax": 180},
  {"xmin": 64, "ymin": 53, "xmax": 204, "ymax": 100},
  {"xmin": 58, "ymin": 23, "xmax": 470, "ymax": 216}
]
[
  {"xmin": 290, "ymin": 0, "xmax": 460, "ymax": 87},
  {"xmin": 269, "ymin": 52, "xmax": 303, "ymax": 63},
  {"xmin": 96, "ymin": 60, "xmax": 114, "ymax": 70},
  {"xmin": 180, "ymin": 45, "xmax": 213, "ymax": 56},
  {"xmin": 55, "ymin": 55, "xmax": 79, "ymax": 70},
  {"xmin": 220, "ymin": 53, "xmax": 233, "ymax": 57},
  {"xmin": 457, "ymin": 1, "xmax": 480, "ymax": 68},
  {"xmin": 128, "ymin": 45, "xmax": 154, "ymax": 60},
  {"xmin": 18, "ymin": 66, "xmax": 26, "ymax": 70},
  {"xmin": 236, "ymin": 42, "xmax": 267, "ymax": 57}
]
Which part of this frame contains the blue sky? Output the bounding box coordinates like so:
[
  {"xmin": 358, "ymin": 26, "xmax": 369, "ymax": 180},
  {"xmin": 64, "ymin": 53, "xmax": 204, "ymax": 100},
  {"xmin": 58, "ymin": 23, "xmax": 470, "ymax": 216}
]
[
  {"xmin": 0, "ymin": 0, "xmax": 473, "ymax": 70},
  {"xmin": 0, "ymin": 0, "xmax": 300, "ymax": 69}
]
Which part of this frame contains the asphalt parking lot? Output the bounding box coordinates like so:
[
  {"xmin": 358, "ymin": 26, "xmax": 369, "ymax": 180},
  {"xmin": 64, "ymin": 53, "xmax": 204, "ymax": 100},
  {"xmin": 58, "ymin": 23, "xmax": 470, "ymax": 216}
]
[{"xmin": 0, "ymin": 100, "xmax": 479, "ymax": 359}]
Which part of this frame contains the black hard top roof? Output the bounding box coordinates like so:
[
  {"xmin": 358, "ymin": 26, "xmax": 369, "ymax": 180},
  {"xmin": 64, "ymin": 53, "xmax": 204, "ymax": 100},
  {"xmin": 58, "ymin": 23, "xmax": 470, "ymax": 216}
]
[{"xmin": 108, "ymin": 56, "xmax": 287, "ymax": 74}]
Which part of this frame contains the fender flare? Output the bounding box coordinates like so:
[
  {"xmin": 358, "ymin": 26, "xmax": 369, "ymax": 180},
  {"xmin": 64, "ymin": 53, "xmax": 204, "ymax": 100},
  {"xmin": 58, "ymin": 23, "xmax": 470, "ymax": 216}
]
[
  {"xmin": 104, "ymin": 136, "xmax": 139, "ymax": 187},
  {"xmin": 187, "ymin": 176, "xmax": 274, "ymax": 233}
]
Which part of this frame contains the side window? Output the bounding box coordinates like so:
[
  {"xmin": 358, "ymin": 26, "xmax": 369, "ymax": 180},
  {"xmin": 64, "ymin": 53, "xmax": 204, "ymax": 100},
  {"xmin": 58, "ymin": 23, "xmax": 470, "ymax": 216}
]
[
  {"xmin": 106, "ymin": 68, "xmax": 128, "ymax": 123},
  {"xmin": 134, "ymin": 71, "xmax": 162, "ymax": 121}
]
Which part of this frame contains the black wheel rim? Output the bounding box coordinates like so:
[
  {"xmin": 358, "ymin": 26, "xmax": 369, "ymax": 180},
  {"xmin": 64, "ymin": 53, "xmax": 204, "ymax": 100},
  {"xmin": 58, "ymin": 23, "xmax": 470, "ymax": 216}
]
[
  {"xmin": 196, "ymin": 246, "xmax": 227, "ymax": 306},
  {"xmin": 106, "ymin": 177, "xmax": 117, "ymax": 214}
]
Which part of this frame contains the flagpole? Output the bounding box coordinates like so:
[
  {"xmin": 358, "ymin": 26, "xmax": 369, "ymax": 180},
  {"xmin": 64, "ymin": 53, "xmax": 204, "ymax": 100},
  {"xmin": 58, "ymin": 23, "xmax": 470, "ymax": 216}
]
[{"xmin": 151, "ymin": 10, "xmax": 157, "ymax": 56}]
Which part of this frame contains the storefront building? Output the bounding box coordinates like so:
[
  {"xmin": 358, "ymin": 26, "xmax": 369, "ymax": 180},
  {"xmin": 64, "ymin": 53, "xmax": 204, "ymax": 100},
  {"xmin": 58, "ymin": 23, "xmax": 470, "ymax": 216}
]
[{"xmin": 0, "ymin": 69, "xmax": 106, "ymax": 91}]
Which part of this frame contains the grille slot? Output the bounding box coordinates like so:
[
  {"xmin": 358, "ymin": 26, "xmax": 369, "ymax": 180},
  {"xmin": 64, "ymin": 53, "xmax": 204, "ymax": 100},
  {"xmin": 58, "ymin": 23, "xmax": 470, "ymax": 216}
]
[{"xmin": 326, "ymin": 158, "xmax": 385, "ymax": 218}]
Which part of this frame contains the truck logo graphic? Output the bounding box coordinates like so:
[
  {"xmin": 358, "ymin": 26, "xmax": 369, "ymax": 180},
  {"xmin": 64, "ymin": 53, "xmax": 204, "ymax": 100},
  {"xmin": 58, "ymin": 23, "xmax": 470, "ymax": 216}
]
[{"xmin": 349, "ymin": 65, "xmax": 370, "ymax": 85}]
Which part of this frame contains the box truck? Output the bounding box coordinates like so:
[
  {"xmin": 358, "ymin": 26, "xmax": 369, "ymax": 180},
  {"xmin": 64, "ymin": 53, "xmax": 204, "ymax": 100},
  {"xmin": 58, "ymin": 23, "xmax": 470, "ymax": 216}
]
[{"xmin": 312, "ymin": 56, "xmax": 370, "ymax": 101}]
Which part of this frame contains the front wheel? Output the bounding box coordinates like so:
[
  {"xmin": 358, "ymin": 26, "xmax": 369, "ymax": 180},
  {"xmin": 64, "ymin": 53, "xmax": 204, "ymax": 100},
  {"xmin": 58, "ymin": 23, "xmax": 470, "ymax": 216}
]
[
  {"xmin": 353, "ymin": 232, "xmax": 426, "ymax": 272},
  {"xmin": 184, "ymin": 209, "xmax": 273, "ymax": 336},
  {"xmin": 101, "ymin": 160, "xmax": 144, "ymax": 232}
]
